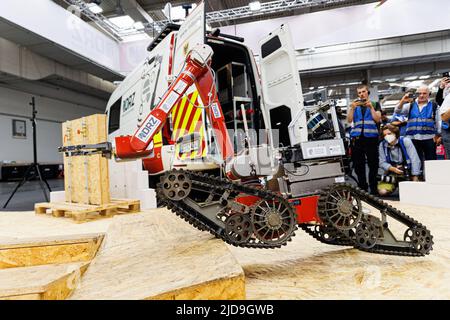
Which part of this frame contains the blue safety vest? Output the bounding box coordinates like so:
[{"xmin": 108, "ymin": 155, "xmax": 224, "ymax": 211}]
[
  {"xmin": 350, "ymin": 104, "xmax": 379, "ymax": 138},
  {"xmin": 382, "ymin": 137, "xmax": 411, "ymax": 170},
  {"xmin": 405, "ymin": 101, "xmax": 436, "ymax": 137}
]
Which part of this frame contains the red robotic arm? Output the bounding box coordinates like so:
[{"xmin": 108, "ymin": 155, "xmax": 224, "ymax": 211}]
[{"xmin": 115, "ymin": 44, "xmax": 233, "ymax": 162}]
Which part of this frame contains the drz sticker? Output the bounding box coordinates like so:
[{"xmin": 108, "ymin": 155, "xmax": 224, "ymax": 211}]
[{"xmin": 136, "ymin": 115, "xmax": 161, "ymax": 143}]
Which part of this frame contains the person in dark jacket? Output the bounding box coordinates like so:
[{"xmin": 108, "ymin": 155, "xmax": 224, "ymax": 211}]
[
  {"xmin": 347, "ymin": 84, "xmax": 381, "ymax": 194},
  {"xmin": 436, "ymin": 77, "xmax": 450, "ymax": 158}
]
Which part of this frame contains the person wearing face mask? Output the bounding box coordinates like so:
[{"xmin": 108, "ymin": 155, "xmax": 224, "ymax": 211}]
[
  {"xmin": 378, "ymin": 124, "xmax": 421, "ymax": 196},
  {"xmin": 395, "ymin": 85, "xmax": 441, "ymax": 163}
]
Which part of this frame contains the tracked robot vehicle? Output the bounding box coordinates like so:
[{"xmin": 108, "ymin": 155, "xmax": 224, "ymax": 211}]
[{"xmin": 106, "ymin": 2, "xmax": 433, "ymax": 256}]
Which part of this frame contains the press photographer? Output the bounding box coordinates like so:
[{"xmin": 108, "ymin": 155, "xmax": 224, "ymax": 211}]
[
  {"xmin": 378, "ymin": 124, "xmax": 421, "ymax": 196},
  {"xmin": 347, "ymin": 84, "xmax": 382, "ymax": 195}
]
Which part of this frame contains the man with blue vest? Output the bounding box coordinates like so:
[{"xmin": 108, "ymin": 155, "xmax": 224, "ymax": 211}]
[
  {"xmin": 378, "ymin": 124, "xmax": 420, "ymax": 196},
  {"xmin": 395, "ymin": 85, "xmax": 441, "ymax": 165},
  {"xmin": 347, "ymin": 84, "xmax": 382, "ymax": 194}
]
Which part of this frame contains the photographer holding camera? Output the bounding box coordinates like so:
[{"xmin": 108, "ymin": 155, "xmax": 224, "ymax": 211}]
[
  {"xmin": 395, "ymin": 85, "xmax": 441, "ymax": 163},
  {"xmin": 378, "ymin": 124, "xmax": 420, "ymax": 196},
  {"xmin": 437, "ymin": 75, "xmax": 450, "ymax": 158},
  {"xmin": 347, "ymin": 84, "xmax": 381, "ymax": 194}
]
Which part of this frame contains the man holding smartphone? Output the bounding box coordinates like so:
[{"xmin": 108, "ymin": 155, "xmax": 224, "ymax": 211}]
[
  {"xmin": 436, "ymin": 73, "xmax": 450, "ymax": 107},
  {"xmin": 395, "ymin": 85, "xmax": 441, "ymax": 167},
  {"xmin": 437, "ymin": 74, "xmax": 450, "ymax": 157},
  {"xmin": 347, "ymin": 84, "xmax": 382, "ymax": 194}
]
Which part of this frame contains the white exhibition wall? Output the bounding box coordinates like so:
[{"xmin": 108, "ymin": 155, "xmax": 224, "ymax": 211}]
[
  {"xmin": 221, "ymin": 0, "xmax": 450, "ymax": 55},
  {"xmin": 0, "ymin": 86, "xmax": 104, "ymax": 163}
]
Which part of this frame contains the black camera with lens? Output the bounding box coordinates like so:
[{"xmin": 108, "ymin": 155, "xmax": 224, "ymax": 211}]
[
  {"xmin": 377, "ymin": 165, "xmax": 410, "ymax": 184},
  {"xmin": 355, "ymin": 98, "xmax": 367, "ymax": 106},
  {"xmin": 408, "ymin": 92, "xmax": 417, "ymax": 99},
  {"xmin": 377, "ymin": 175, "xmax": 397, "ymax": 184}
]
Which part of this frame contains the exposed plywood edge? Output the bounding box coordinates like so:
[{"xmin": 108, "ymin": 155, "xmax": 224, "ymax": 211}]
[
  {"xmin": 0, "ymin": 235, "xmax": 103, "ymax": 269},
  {"xmin": 151, "ymin": 274, "xmax": 246, "ymax": 300},
  {"xmin": 0, "ymin": 262, "xmax": 89, "ymax": 300},
  {"xmin": 0, "ymin": 293, "xmax": 41, "ymax": 300},
  {"xmin": 0, "ymin": 233, "xmax": 103, "ymax": 250}
]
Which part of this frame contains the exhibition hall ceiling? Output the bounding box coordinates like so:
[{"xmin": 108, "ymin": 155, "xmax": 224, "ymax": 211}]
[{"xmin": 52, "ymin": 0, "xmax": 381, "ymax": 38}]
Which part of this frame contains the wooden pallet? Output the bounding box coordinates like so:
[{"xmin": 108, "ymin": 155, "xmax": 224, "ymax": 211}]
[{"xmin": 35, "ymin": 199, "xmax": 140, "ymax": 223}]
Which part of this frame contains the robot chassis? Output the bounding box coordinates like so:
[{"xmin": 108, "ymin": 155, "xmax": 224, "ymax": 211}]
[{"xmin": 115, "ymin": 44, "xmax": 433, "ymax": 257}]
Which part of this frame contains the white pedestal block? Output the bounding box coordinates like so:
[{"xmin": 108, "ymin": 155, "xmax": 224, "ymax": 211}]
[
  {"xmin": 138, "ymin": 189, "xmax": 157, "ymax": 209},
  {"xmin": 49, "ymin": 191, "xmax": 65, "ymax": 203},
  {"xmin": 424, "ymin": 160, "xmax": 450, "ymax": 185},
  {"xmin": 109, "ymin": 159, "xmax": 156, "ymax": 210},
  {"xmin": 399, "ymin": 181, "xmax": 450, "ymax": 209}
]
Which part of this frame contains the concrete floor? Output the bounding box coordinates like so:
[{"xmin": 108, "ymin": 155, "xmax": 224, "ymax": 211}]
[{"xmin": 0, "ymin": 179, "xmax": 64, "ymax": 211}]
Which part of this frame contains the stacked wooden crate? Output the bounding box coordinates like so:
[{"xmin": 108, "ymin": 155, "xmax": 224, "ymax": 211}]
[{"xmin": 35, "ymin": 114, "xmax": 140, "ymax": 222}]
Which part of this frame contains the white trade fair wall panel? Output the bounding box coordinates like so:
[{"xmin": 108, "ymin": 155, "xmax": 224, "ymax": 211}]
[
  {"xmin": 0, "ymin": 115, "xmax": 62, "ymax": 163},
  {"xmin": 0, "ymin": 86, "xmax": 104, "ymax": 163},
  {"xmin": 399, "ymin": 161, "xmax": 450, "ymax": 209},
  {"xmin": 221, "ymin": 0, "xmax": 450, "ymax": 53}
]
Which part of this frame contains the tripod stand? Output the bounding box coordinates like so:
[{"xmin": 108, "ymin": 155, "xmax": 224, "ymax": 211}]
[{"xmin": 3, "ymin": 97, "xmax": 52, "ymax": 208}]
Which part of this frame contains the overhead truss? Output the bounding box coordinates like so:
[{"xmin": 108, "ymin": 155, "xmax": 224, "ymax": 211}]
[
  {"xmin": 205, "ymin": 0, "xmax": 359, "ymax": 24},
  {"xmin": 63, "ymin": 0, "xmax": 366, "ymax": 41}
]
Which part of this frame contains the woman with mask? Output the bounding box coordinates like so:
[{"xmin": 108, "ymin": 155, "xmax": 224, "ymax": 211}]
[{"xmin": 378, "ymin": 124, "xmax": 421, "ymax": 196}]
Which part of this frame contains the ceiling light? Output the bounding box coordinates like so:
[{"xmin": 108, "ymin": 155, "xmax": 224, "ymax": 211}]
[
  {"xmin": 133, "ymin": 21, "xmax": 145, "ymax": 30},
  {"xmin": 419, "ymin": 75, "xmax": 431, "ymax": 80},
  {"xmin": 386, "ymin": 78, "xmax": 398, "ymax": 82},
  {"xmin": 87, "ymin": 3, "xmax": 103, "ymax": 14},
  {"xmin": 249, "ymin": 1, "xmax": 261, "ymax": 11},
  {"xmin": 108, "ymin": 15, "xmax": 135, "ymax": 29},
  {"xmin": 404, "ymin": 76, "xmax": 418, "ymax": 81}
]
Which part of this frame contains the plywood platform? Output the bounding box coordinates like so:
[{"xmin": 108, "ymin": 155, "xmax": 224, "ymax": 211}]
[
  {"xmin": 0, "ymin": 211, "xmax": 109, "ymax": 300},
  {"xmin": 0, "ymin": 200, "xmax": 448, "ymax": 300},
  {"xmin": 69, "ymin": 210, "xmax": 246, "ymax": 300},
  {"xmin": 0, "ymin": 262, "xmax": 89, "ymax": 300},
  {"xmin": 35, "ymin": 199, "xmax": 140, "ymax": 223}
]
